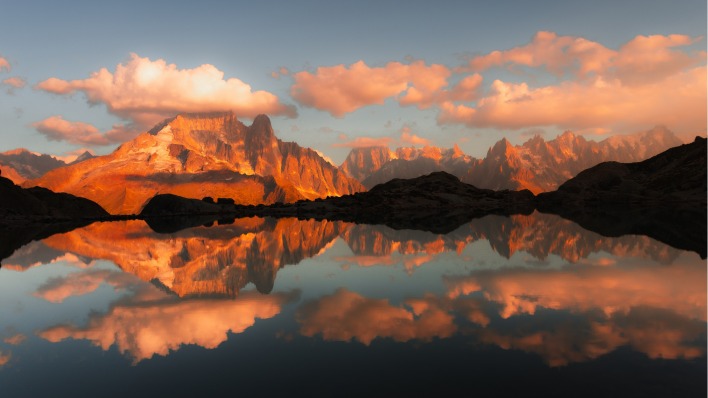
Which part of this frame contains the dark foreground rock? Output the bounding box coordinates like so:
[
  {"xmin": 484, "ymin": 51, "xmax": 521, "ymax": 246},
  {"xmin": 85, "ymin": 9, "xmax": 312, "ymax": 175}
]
[
  {"xmin": 140, "ymin": 172, "xmax": 536, "ymax": 234},
  {"xmin": 0, "ymin": 176, "xmax": 109, "ymax": 220},
  {"xmin": 538, "ymin": 137, "xmax": 707, "ymax": 258}
]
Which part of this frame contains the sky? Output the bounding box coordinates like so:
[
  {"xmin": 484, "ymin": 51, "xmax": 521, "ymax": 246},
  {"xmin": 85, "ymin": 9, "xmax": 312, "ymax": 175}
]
[{"xmin": 0, "ymin": 0, "xmax": 705, "ymax": 163}]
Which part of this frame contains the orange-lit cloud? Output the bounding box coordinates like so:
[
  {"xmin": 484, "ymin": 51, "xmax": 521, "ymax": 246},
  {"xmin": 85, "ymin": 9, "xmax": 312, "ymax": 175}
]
[
  {"xmin": 438, "ymin": 67, "xmax": 707, "ymax": 132},
  {"xmin": 32, "ymin": 115, "xmax": 136, "ymax": 146},
  {"xmin": 36, "ymin": 53, "xmax": 296, "ymax": 132},
  {"xmin": 478, "ymin": 307, "xmax": 705, "ymax": 366},
  {"xmin": 291, "ymin": 60, "xmax": 453, "ymax": 116},
  {"xmin": 0, "ymin": 350, "xmax": 10, "ymax": 367},
  {"xmin": 3, "ymin": 334, "xmax": 26, "ymax": 346},
  {"xmin": 445, "ymin": 260, "xmax": 706, "ymax": 321},
  {"xmin": 446, "ymin": 32, "xmax": 707, "ymax": 132},
  {"xmin": 2, "ymin": 76, "xmax": 25, "ymax": 94},
  {"xmin": 297, "ymin": 288, "xmax": 456, "ymax": 345},
  {"xmin": 399, "ymin": 125, "xmax": 432, "ymax": 146},
  {"xmin": 40, "ymin": 290, "xmax": 299, "ymax": 362},
  {"xmin": 0, "ymin": 56, "xmax": 9, "ymax": 72},
  {"xmin": 332, "ymin": 135, "xmax": 394, "ymax": 148},
  {"xmin": 34, "ymin": 269, "xmax": 138, "ymax": 303}
]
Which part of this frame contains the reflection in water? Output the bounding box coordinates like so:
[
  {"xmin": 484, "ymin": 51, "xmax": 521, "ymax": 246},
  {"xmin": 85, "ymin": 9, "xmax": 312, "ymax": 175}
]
[
  {"xmin": 38, "ymin": 275, "xmax": 299, "ymax": 362},
  {"xmin": 297, "ymin": 288, "xmax": 458, "ymax": 345},
  {"xmin": 39, "ymin": 218, "xmax": 344, "ymax": 297},
  {"xmin": 444, "ymin": 261, "xmax": 706, "ymax": 320},
  {"xmin": 0, "ymin": 212, "xmax": 704, "ymax": 394}
]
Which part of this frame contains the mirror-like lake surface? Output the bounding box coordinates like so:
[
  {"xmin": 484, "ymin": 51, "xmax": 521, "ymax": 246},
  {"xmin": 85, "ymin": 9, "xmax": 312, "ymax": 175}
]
[{"xmin": 0, "ymin": 212, "xmax": 705, "ymax": 397}]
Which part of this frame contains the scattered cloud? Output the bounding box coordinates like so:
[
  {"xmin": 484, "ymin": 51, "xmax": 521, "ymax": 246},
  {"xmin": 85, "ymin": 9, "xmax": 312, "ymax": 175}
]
[
  {"xmin": 0, "ymin": 351, "xmax": 10, "ymax": 367},
  {"xmin": 399, "ymin": 124, "xmax": 431, "ymax": 146},
  {"xmin": 332, "ymin": 135, "xmax": 394, "ymax": 148},
  {"xmin": 40, "ymin": 290, "xmax": 298, "ymax": 362},
  {"xmin": 36, "ymin": 53, "xmax": 296, "ymax": 137},
  {"xmin": 3, "ymin": 334, "xmax": 26, "ymax": 346},
  {"xmin": 271, "ymin": 66, "xmax": 290, "ymax": 79},
  {"xmin": 2, "ymin": 76, "xmax": 26, "ymax": 94},
  {"xmin": 444, "ymin": 260, "xmax": 706, "ymax": 321},
  {"xmin": 438, "ymin": 67, "xmax": 706, "ymax": 132},
  {"xmin": 35, "ymin": 269, "xmax": 138, "ymax": 303},
  {"xmin": 291, "ymin": 60, "xmax": 453, "ymax": 116},
  {"xmin": 296, "ymin": 288, "xmax": 456, "ymax": 345},
  {"xmin": 32, "ymin": 115, "xmax": 137, "ymax": 146},
  {"xmin": 0, "ymin": 56, "xmax": 9, "ymax": 72},
  {"xmin": 443, "ymin": 32, "xmax": 707, "ymax": 133}
]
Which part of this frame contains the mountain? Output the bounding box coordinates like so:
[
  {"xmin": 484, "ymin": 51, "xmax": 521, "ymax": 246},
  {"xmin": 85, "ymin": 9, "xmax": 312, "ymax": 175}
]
[
  {"xmin": 69, "ymin": 150, "xmax": 95, "ymax": 165},
  {"xmin": 340, "ymin": 144, "xmax": 475, "ymax": 189},
  {"xmin": 27, "ymin": 112, "xmax": 363, "ymax": 214},
  {"xmin": 339, "ymin": 126, "xmax": 684, "ymax": 193},
  {"xmin": 0, "ymin": 148, "xmax": 67, "ymax": 184},
  {"xmin": 38, "ymin": 217, "xmax": 346, "ymax": 297}
]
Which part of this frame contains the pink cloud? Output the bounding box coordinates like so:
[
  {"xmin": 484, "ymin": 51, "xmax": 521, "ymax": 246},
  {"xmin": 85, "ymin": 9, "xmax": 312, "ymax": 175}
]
[
  {"xmin": 34, "ymin": 269, "xmax": 137, "ymax": 303},
  {"xmin": 291, "ymin": 60, "xmax": 453, "ymax": 116},
  {"xmin": 2, "ymin": 76, "xmax": 26, "ymax": 93},
  {"xmin": 438, "ymin": 66, "xmax": 706, "ymax": 132},
  {"xmin": 0, "ymin": 351, "xmax": 10, "ymax": 367},
  {"xmin": 40, "ymin": 290, "xmax": 298, "ymax": 362},
  {"xmin": 332, "ymin": 135, "xmax": 394, "ymax": 148},
  {"xmin": 36, "ymin": 53, "xmax": 296, "ymax": 130},
  {"xmin": 0, "ymin": 56, "xmax": 9, "ymax": 72},
  {"xmin": 445, "ymin": 258, "xmax": 706, "ymax": 321},
  {"xmin": 296, "ymin": 288, "xmax": 456, "ymax": 345},
  {"xmin": 32, "ymin": 115, "xmax": 138, "ymax": 146},
  {"xmin": 449, "ymin": 32, "xmax": 707, "ymax": 133},
  {"xmin": 3, "ymin": 334, "xmax": 26, "ymax": 346},
  {"xmin": 468, "ymin": 31, "xmax": 616, "ymax": 77}
]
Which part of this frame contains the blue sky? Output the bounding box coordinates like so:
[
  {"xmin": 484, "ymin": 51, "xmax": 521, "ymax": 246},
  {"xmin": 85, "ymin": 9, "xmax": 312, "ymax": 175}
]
[{"xmin": 0, "ymin": 0, "xmax": 705, "ymax": 163}]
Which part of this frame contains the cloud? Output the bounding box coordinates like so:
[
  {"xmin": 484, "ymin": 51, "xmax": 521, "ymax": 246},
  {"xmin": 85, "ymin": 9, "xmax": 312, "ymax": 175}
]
[
  {"xmin": 332, "ymin": 125, "xmax": 432, "ymax": 149},
  {"xmin": 36, "ymin": 53, "xmax": 296, "ymax": 132},
  {"xmin": 39, "ymin": 290, "xmax": 299, "ymax": 362},
  {"xmin": 399, "ymin": 124, "xmax": 431, "ymax": 146},
  {"xmin": 291, "ymin": 60, "xmax": 453, "ymax": 116},
  {"xmin": 332, "ymin": 135, "xmax": 393, "ymax": 148},
  {"xmin": 448, "ymin": 32, "xmax": 707, "ymax": 132},
  {"xmin": 0, "ymin": 351, "xmax": 10, "ymax": 367},
  {"xmin": 467, "ymin": 31, "xmax": 617, "ymax": 77},
  {"xmin": 445, "ymin": 260, "xmax": 706, "ymax": 321},
  {"xmin": 0, "ymin": 56, "xmax": 9, "ymax": 72},
  {"xmin": 438, "ymin": 67, "xmax": 707, "ymax": 132},
  {"xmin": 2, "ymin": 76, "xmax": 25, "ymax": 94},
  {"xmin": 296, "ymin": 288, "xmax": 456, "ymax": 345},
  {"xmin": 32, "ymin": 115, "xmax": 136, "ymax": 146},
  {"xmin": 34, "ymin": 269, "xmax": 138, "ymax": 303},
  {"xmin": 3, "ymin": 334, "xmax": 26, "ymax": 346}
]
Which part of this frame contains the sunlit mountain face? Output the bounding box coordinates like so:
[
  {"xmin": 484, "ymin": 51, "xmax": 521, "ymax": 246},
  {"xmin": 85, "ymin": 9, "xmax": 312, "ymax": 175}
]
[
  {"xmin": 0, "ymin": 213, "xmax": 704, "ymax": 396},
  {"xmin": 339, "ymin": 126, "xmax": 684, "ymax": 193},
  {"xmin": 26, "ymin": 113, "xmax": 363, "ymax": 214}
]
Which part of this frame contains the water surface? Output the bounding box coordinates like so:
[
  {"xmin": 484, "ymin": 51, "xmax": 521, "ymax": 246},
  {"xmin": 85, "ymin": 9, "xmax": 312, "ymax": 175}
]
[{"xmin": 0, "ymin": 212, "xmax": 705, "ymax": 397}]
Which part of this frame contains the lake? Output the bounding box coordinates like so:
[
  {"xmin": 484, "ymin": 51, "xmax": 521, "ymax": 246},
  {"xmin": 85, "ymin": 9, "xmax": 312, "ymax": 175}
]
[{"xmin": 0, "ymin": 212, "xmax": 705, "ymax": 397}]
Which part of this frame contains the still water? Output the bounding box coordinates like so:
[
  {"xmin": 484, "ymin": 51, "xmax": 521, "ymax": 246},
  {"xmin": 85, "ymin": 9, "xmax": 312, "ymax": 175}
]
[{"xmin": 0, "ymin": 212, "xmax": 705, "ymax": 397}]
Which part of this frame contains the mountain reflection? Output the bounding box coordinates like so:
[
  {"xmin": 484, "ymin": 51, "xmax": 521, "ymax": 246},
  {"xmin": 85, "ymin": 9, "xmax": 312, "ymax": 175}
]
[
  {"xmin": 38, "ymin": 218, "xmax": 345, "ymax": 297},
  {"xmin": 1, "ymin": 212, "xmax": 704, "ymax": 367},
  {"xmin": 340, "ymin": 213, "xmax": 683, "ymax": 267}
]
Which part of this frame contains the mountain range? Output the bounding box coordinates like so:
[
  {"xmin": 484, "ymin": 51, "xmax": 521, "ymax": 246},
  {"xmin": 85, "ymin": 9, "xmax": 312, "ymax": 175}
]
[
  {"xmin": 340, "ymin": 126, "xmax": 684, "ymax": 193},
  {"xmin": 1, "ymin": 111, "xmax": 688, "ymax": 215}
]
